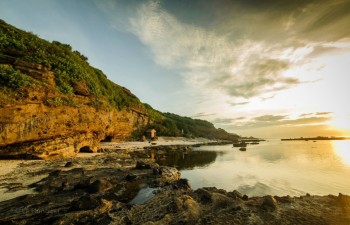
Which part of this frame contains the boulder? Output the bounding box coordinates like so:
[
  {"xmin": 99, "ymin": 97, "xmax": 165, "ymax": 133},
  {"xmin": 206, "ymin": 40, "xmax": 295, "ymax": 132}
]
[
  {"xmin": 87, "ymin": 178, "xmax": 112, "ymax": 193},
  {"xmin": 261, "ymin": 195, "xmax": 278, "ymax": 210},
  {"xmin": 135, "ymin": 161, "xmax": 152, "ymax": 170},
  {"xmin": 194, "ymin": 188, "xmax": 213, "ymax": 204},
  {"xmin": 229, "ymin": 190, "xmax": 243, "ymax": 199},
  {"xmin": 175, "ymin": 195, "xmax": 200, "ymax": 222},
  {"xmin": 64, "ymin": 161, "xmax": 73, "ymax": 167},
  {"xmin": 173, "ymin": 178, "xmax": 191, "ymax": 189},
  {"xmin": 70, "ymin": 195, "xmax": 100, "ymax": 211},
  {"xmin": 338, "ymin": 193, "xmax": 350, "ymax": 212},
  {"xmin": 125, "ymin": 173, "xmax": 137, "ymax": 181},
  {"xmin": 157, "ymin": 166, "xmax": 180, "ymax": 182}
]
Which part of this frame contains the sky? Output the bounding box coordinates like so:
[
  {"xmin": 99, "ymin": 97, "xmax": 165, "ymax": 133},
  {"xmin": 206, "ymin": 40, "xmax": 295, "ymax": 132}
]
[{"xmin": 1, "ymin": 0, "xmax": 350, "ymax": 138}]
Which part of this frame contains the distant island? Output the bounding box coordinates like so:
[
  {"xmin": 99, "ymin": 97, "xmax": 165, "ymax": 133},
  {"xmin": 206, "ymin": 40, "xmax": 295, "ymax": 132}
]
[{"xmin": 281, "ymin": 136, "xmax": 350, "ymax": 141}]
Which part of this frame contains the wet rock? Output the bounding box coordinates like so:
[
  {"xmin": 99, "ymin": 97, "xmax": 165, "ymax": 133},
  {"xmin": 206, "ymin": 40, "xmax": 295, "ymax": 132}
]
[
  {"xmin": 157, "ymin": 166, "xmax": 180, "ymax": 182},
  {"xmin": 70, "ymin": 195, "xmax": 100, "ymax": 211},
  {"xmin": 49, "ymin": 169, "xmax": 61, "ymax": 177},
  {"xmin": 261, "ymin": 195, "xmax": 278, "ymax": 210},
  {"xmin": 242, "ymin": 195, "xmax": 249, "ymax": 201},
  {"xmin": 135, "ymin": 161, "xmax": 152, "ymax": 169},
  {"xmin": 173, "ymin": 178, "xmax": 191, "ymax": 189},
  {"xmin": 175, "ymin": 195, "xmax": 200, "ymax": 222},
  {"xmin": 338, "ymin": 193, "xmax": 350, "ymax": 212},
  {"xmin": 194, "ymin": 188, "xmax": 213, "ymax": 204},
  {"xmin": 74, "ymin": 178, "xmax": 91, "ymax": 190},
  {"xmin": 275, "ymin": 195, "xmax": 293, "ymax": 203},
  {"xmin": 211, "ymin": 192, "xmax": 232, "ymax": 208},
  {"xmin": 153, "ymin": 167, "xmax": 161, "ymax": 175},
  {"xmin": 64, "ymin": 161, "xmax": 73, "ymax": 167},
  {"xmin": 229, "ymin": 190, "xmax": 243, "ymax": 199},
  {"xmin": 125, "ymin": 173, "xmax": 137, "ymax": 181},
  {"xmin": 87, "ymin": 178, "xmax": 112, "ymax": 193}
]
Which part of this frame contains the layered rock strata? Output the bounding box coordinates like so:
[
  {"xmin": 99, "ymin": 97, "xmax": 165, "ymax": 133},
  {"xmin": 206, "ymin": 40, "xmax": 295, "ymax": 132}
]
[{"xmin": 0, "ymin": 59, "xmax": 148, "ymax": 159}]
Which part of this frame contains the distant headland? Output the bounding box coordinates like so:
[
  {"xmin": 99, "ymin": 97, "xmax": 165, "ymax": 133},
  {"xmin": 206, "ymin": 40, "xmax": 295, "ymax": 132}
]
[{"xmin": 281, "ymin": 136, "xmax": 350, "ymax": 141}]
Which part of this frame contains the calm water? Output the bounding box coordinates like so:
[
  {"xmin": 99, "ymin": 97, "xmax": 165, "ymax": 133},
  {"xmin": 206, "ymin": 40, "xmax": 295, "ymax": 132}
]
[{"xmin": 157, "ymin": 140, "xmax": 350, "ymax": 196}]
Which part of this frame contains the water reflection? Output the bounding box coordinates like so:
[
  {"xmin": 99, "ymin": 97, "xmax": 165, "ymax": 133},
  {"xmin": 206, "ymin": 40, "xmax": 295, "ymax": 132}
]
[
  {"xmin": 161, "ymin": 141, "xmax": 350, "ymax": 196},
  {"xmin": 333, "ymin": 141, "xmax": 350, "ymax": 166},
  {"xmin": 156, "ymin": 150, "xmax": 218, "ymax": 170}
]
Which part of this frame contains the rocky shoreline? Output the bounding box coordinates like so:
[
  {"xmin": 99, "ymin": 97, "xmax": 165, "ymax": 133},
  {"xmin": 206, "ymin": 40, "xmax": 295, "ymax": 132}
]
[{"xmin": 0, "ymin": 145, "xmax": 350, "ymax": 225}]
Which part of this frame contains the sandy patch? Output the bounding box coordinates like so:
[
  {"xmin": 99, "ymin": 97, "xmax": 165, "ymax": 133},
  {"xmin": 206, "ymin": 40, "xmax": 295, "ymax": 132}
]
[
  {"xmin": 0, "ymin": 160, "xmax": 27, "ymax": 176},
  {"xmin": 100, "ymin": 137, "xmax": 216, "ymax": 151}
]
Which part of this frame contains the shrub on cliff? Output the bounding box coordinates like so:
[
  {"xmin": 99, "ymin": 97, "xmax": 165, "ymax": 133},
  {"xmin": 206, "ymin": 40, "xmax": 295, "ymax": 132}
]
[
  {"xmin": 0, "ymin": 65, "xmax": 32, "ymax": 89},
  {"xmin": 0, "ymin": 20, "xmax": 143, "ymax": 111}
]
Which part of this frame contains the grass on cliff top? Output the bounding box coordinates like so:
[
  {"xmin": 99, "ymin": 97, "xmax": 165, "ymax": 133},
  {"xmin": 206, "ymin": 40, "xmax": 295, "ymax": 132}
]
[{"xmin": 0, "ymin": 19, "xmax": 143, "ymax": 111}]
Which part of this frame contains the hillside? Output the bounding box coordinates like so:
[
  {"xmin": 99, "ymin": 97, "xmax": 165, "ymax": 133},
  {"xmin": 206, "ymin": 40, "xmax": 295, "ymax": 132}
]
[{"xmin": 0, "ymin": 19, "xmax": 238, "ymax": 158}]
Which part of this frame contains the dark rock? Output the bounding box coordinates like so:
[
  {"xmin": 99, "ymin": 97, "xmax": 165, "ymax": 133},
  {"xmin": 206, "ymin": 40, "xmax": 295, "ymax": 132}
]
[
  {"xmin": 135, "ymin": 161, "xmax": 152, "ymax": 169},
  {"xmin": 74, "ymin": 178, "xmax": 90, "ymax": 190},
  {"xmin": 242, "ymin": 195, "xmax": 249, "ymax": 201},
  {"xmin": 229, "ymin": 190, "xmax": 243, "ymax": 199},
  {"xmin": 70, "ymin": 195, "xmax": 100, "ymax": 211},
  {"xmin": 194, "ymin": 188, "xmax": 213, "ymax": 204},
  {"xmin": 275, "ymin": 195, "xmax": 293, "ymax": 203},
  {"xmin": 338, "ymin": 193, "xmax": 350, "ymax": 210},
  {"xmin": 261, "ymin": 195, "xmax": 278, "ymax": 210},
  {"xmin": 153, "ymin": 167, "xmax": 161, "ymax": 175},
  {"xmin": 87, "ymin": 178, "xmax": 112, "ymax": 193},
  {"xmin": 125, "ymin": 173, "xmax": 137, "ymax": 181},
  {"xmin": 49, "ymin": 170, "xmax": 61, "ymax": 177},
  {"xmin": 173, "ymin": 178, "xmax": 192, "ymax": 189},
  {"xmin": 64, "ymin": 161, "xmax": 73, "ymax": 167}
]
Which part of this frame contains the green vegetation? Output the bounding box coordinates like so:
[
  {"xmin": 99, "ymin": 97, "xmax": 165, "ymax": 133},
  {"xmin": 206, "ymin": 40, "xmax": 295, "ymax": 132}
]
[
  {"xmin": 0, "ymin": 19, "xmax": 142, "ymax": 111},
  {"xmin": 0, "ymin": 19, "xmax": 238, "ymax": 141},
  {"xmin": 0, "ymin": 65, "xmax": 33, "ymax": 89},
  {"xmin": 157, "ymin": 113, "xmax": 238, "ymax": 140},
  {"xmin": 143, "ymin": 105, "xmax": 239, "ymax": 140}
]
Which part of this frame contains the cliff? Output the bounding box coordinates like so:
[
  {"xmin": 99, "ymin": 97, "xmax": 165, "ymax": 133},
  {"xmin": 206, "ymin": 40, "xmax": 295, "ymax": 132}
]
[
  {"xmin": 0, "ymin": 20, "xmax": 149, "ymax": 159},
  {"xmin": 0, "ymin": 57, "xmax": 148, "ymax": 159},
  {"xmin": 0, "ymin": 19, "xmax": 238, "ymax": 159}
]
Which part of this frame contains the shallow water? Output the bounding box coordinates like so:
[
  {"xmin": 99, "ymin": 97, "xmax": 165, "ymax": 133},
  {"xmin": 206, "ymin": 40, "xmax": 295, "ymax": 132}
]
[
  {"xmin": 157, "ymin": 140, "xmax": 350, "ymax": 196},
  {"xmin": 129, "ymin": 186, "xmax": 160, "ymax": 205}
]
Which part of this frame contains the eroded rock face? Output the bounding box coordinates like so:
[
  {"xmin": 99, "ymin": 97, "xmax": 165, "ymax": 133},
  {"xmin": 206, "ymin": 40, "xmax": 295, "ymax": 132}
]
[
  {"xmin": 0, "ymin": 103, "xmax": 148, "ymax": 159},
  {"xmin": 0, "ymin": 60, "xmax": 148, "ymax": 159}
]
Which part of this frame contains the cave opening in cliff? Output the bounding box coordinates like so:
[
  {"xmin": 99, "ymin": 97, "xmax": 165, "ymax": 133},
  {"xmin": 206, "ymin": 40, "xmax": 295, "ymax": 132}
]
[
  {"xmin": 101, "ymin": 135, "xmax": 113, "ymax": 142},
  {"xmin": 79, "ymin": 146, "xmax": 93, "ymax": 153}
]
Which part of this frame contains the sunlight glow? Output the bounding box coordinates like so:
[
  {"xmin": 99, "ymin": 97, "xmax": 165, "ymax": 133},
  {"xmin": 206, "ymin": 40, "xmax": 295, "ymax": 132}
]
[
  {"xmin": 333, "ymin": 141, "xmax": 350, "ymax": 166},
  {"xmin": 329, "ymin": 115, "xmax": 350, "ymax": 135}
]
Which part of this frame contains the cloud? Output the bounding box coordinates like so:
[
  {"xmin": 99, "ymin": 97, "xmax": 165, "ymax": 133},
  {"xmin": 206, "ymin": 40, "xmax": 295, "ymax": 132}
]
[
  {"xmin": 300, "ymin": 113, "xmax": 314, "ymax": 117},
  {"xmin": 192, "ymin": 112, "xmax": 216, "ymax": 118},
  {"xmin": 214, "ymin": 114, "xmax": 332, "ymax": 130},
  {"xmin": 97, "ymin": 0, "xmax": 350, "ymax": 105},
  {"xmin": 284, "ymin": 117, "xmax": 331, "ymax": 126},
  {"xmin": 300, "ymin": 112, "xmax": 332, "ymax": 117},
  {"xmin": 229, "ymin": 101, "xmax": 249, "ymax": 106},
  {"xmin": 315, "ymin": 112, "xmax": 332, "ymax": 115},
  {"xmin": 125, "ymin": 0, "xmax": 309, "ymax": 99},
  {"xmin": 212, "ymin": 116, "xmax": 247, "ymax": 126},
  {"xmin": 254, "ymin": 115, "xmax": 287, "ymax": 122}
]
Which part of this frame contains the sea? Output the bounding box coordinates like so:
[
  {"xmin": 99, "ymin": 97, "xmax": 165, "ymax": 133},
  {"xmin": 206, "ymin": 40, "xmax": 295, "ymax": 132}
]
[{"xmin": 157, "ymin": 139, "xmax": 350, "ymax": 196}]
